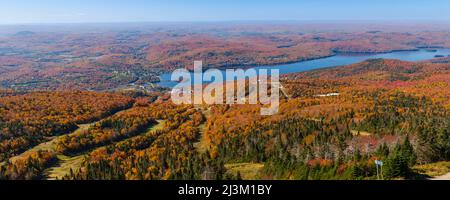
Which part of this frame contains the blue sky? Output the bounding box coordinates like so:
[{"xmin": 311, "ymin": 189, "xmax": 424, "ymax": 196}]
[{"xmin": 0, "ymin": 0, "xmax": 449, "ymax": 24}]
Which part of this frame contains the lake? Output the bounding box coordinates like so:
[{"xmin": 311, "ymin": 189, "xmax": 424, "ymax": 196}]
[{"xmin": 157, "ymin": 48, "xmax": 450, "ymax": 88}]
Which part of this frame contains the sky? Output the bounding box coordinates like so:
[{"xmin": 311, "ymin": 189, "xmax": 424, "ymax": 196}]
[{"xmin": 0, "ymin": 0, "xmax": 449, "ymax": 24}]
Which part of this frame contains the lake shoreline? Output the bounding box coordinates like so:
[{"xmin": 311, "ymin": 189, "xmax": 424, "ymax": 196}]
[{"xmin": 156, "ymin": 47, "xmax": 450, "ymax": 88}]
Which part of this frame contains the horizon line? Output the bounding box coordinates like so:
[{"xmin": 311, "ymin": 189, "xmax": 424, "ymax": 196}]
[{"xmin": 2, "ymin": 19, "xmax": 450, "ymax": 26}]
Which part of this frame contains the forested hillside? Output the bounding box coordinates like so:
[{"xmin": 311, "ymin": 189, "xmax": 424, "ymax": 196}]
[
  {"xmin": 1, "ymin": 58, "xmax": 447, "ymax": 180},
  {"xmin": 0, "ymin": 91, "xmax": 133, "ymax": 162}
]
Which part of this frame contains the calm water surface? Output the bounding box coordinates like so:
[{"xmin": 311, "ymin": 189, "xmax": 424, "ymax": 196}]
[{"xmin": 157, "ymin": 48, "xmax": 450, "ymax": 88}]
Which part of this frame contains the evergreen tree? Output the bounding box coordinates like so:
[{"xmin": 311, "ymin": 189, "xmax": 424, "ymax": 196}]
[
  {"xmin": 384, "ymin": 142, "xmax": 410, "ymax": 179},
  {"xmin": 416, "ymin": 127, "xmax": 439, "ymax": 164},
  {"xmin": 400, "ymin": 137, "xmax": 416, "ymax": 166},
  {"xmin": 376, "ymin": 143, "xmax": 390, "ymax": 157}
]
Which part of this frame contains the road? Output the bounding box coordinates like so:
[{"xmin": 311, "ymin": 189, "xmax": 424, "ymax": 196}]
[{"xmin": 430, "ymin": 173, "xmax": 450, "ymax": 180}]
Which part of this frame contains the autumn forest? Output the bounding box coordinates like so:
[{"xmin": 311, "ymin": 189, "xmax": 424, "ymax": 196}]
[{"xmin": 0, "ymin": 22, "xmax": 449, "ymax": 180}]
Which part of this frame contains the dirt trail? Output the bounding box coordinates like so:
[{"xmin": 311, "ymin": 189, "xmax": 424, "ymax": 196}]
[
  {"xmin": 6, "ymin": 122, "xmax": 94, "ymax": 180},
  {"xmin": 8, "ymin": 123, "xmax": 94, "ymax": 164},
  {"xmin": 6, "ymin": 108, "xmax": 137, "ymax": 165},
  {"xmin": 44, "ymin": 155, "xmax": 85, "ymax": 180},
  {"xmin": 43, "ymin": 120, "xmax": 166, "ymax": 180},
  {"xmin": 193, "ymin": 105, "xmax": 211, "ymax": 154},
  {"xmin": 430, "ymin": 173, "xmax": 450, "ymax": 180}
]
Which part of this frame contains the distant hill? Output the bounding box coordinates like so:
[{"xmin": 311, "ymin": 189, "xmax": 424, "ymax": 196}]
[
  {"xmin": 285, "ymin": 59, "xmax": 449, "ymax": 81},
  {"xmin": 13, "ymin": 31, "xmax": 36, "ymax": 37}
]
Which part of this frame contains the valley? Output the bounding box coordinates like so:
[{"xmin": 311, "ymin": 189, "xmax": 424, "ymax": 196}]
[
  {"xmin": 0, "ymin": 23, "xmax": 449, "ymax": 180},
  {"xmin": 2, "ymin": 23, "xmax": 450, "ymax": 91}
]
